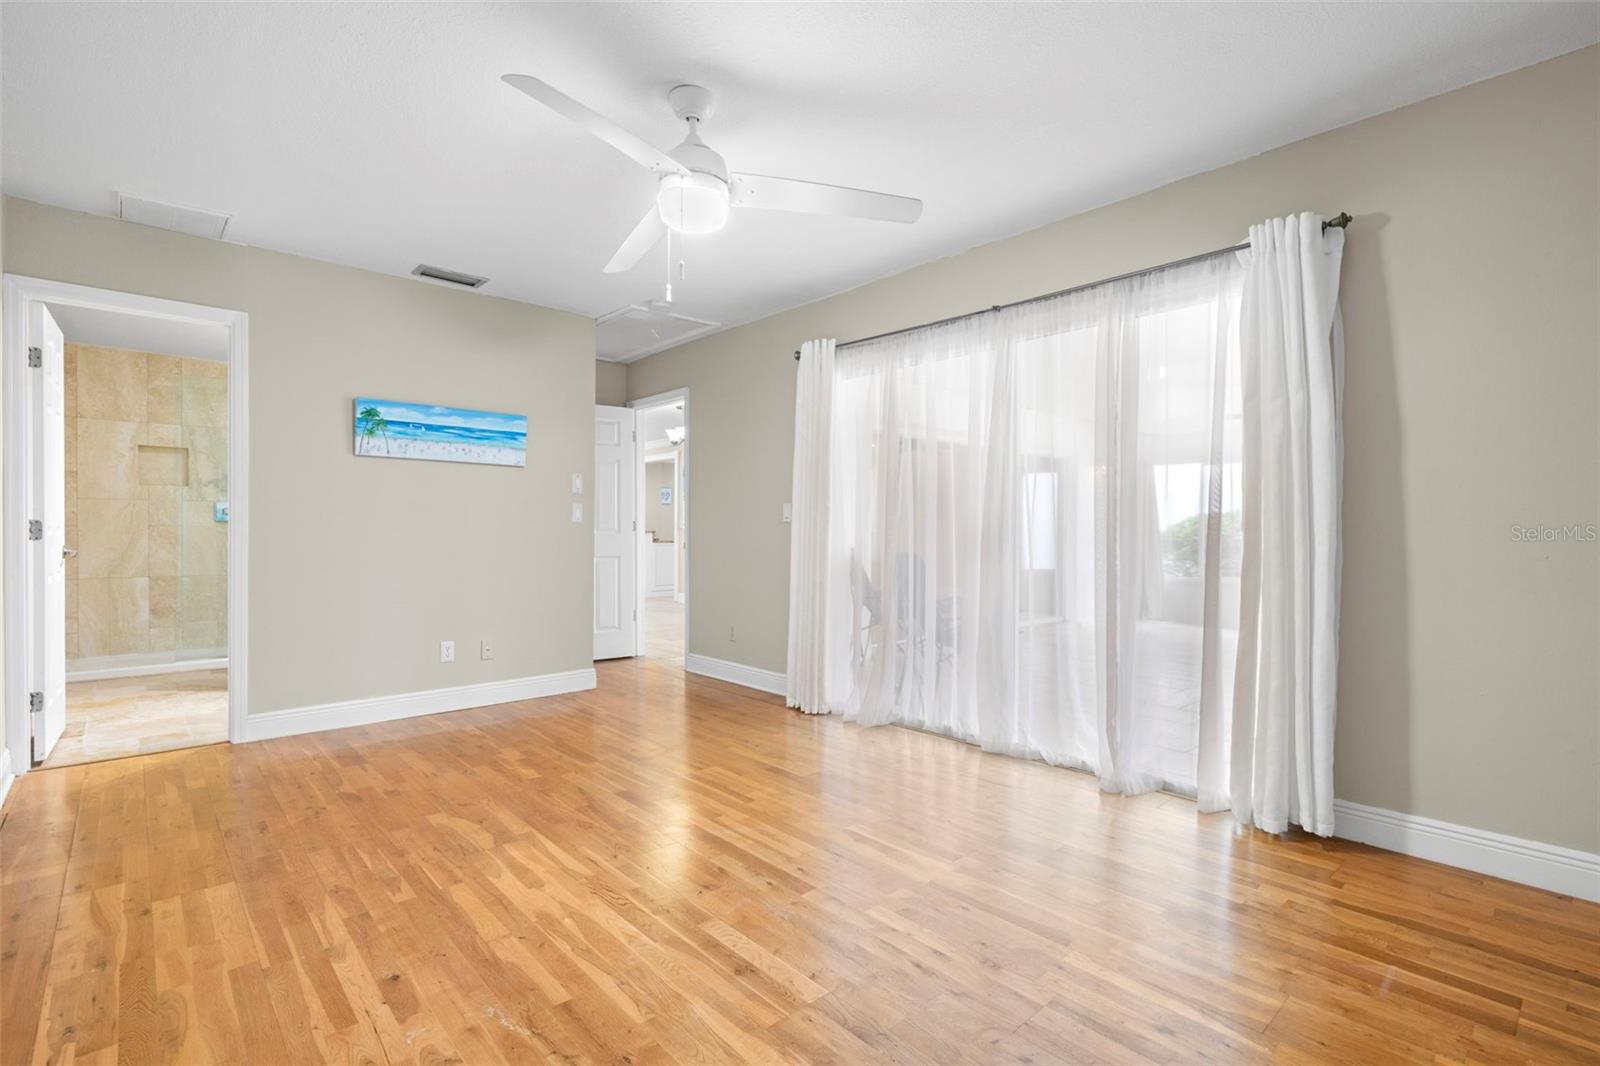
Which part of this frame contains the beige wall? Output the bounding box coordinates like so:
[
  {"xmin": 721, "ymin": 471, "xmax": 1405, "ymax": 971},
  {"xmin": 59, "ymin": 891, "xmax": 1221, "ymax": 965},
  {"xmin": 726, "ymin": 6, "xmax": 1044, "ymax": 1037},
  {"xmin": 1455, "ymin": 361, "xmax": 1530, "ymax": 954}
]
[
  {"xmin": 66, "ymin": 344, "xmax": 230, "ymax": 660},
  {"xmin": 6, "ymin": 197, "xmax": 596, "ymax": 714},
  {"xmin": 595, "ymin": 360, "xmax": 627, "ymax": 405},
  {"xmin": 629, "ymin": 47, "xmax": 1600, "ymax": 852},
  {"xmin": 0, "ymin": 73, "xmax": 6, "ymax": 761}
]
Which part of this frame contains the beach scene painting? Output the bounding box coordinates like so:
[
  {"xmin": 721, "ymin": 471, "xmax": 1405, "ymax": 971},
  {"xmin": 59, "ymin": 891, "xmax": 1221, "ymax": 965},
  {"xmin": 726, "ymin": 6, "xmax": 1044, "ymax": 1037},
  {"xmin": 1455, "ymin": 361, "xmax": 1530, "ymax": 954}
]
[{"xmin": 354, "ymin": 398, "xmax": 527, "ymax": 467}]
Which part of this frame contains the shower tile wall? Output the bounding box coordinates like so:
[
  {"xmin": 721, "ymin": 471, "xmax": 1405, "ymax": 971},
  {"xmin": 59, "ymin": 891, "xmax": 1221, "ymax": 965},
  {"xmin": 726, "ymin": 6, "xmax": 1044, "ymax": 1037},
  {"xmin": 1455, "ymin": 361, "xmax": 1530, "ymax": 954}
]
[{"xmin": 66, "ymin": 344, "xmax": 228, "ymax": 661}]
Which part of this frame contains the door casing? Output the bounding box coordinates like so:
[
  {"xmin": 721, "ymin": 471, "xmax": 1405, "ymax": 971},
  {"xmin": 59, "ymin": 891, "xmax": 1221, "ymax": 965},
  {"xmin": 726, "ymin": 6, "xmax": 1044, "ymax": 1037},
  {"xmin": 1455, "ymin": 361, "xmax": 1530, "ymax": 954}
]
[{"xmin": 2, "ymin": 275, "xmax": 250, "ymax": 780}]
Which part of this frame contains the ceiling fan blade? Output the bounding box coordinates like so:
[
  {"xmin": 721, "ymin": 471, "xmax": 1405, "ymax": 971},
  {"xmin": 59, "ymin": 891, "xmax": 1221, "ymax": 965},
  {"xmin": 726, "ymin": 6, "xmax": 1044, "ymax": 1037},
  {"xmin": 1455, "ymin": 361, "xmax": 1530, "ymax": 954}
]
[
  {"xmin": 730, "ymin": 173, "xmax": 922, "ymax": 224},
  {"xmin": 604, "ymin": 207, "xmax": 666, "ymax": 274},
  {"xmin": 502, "ymin": 74, "xmax": 687, "ymax": 177}
]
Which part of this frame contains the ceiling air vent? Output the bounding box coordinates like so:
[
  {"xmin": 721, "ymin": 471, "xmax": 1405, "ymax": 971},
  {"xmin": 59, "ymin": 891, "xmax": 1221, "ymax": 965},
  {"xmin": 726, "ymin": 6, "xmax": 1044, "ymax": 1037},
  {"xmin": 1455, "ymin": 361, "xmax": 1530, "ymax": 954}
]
[
  {"xmin": 116, "ymin": 192, "xmax": 231, "ymax": 239},
  {"xmin": 411, "ymin": 264, "xmax": 490, "ymax": 289}
]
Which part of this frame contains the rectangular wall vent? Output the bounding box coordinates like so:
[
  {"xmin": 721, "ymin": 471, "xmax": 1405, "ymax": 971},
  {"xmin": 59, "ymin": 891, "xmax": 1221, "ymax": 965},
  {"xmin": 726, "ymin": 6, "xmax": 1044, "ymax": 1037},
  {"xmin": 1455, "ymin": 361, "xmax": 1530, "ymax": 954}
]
[
  {"xmin": 411, "ymin": 264, "xmax": 490, "ymax": 289},
  {"xmin": 117, "ymin": 192, "xmax": 231, "ymax": 239}
]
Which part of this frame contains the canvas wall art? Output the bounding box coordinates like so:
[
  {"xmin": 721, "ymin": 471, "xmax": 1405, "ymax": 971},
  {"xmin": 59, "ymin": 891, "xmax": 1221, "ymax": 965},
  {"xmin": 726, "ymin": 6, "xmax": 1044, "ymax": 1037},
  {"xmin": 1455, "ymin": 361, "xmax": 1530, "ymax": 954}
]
[{"xmin": 354, "ymin": 398, "xmax": 527, "ymax": 467}]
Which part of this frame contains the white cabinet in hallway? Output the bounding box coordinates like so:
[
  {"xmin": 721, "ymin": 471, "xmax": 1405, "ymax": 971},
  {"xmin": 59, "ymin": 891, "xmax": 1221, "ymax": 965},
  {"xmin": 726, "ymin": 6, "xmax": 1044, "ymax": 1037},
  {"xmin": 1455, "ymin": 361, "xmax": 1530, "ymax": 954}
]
[{"xmin": 649, "ymin": 541, "xmax": 676, "ymax": 596}]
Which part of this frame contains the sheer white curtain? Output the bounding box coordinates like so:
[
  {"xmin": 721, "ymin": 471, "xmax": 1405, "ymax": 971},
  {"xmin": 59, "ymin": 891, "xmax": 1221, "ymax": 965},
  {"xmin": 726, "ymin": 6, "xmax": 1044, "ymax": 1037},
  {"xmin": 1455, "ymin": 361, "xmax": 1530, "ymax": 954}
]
[
  {"xmin": 817, "ymin": 253, "xmax": 1247, "ymax": 802},
  {"xmin": 1231, "ymin": 214, "xmax": 1345, "ymax": 835},
  {"xmin": 792, "ymin": 213, "xmax": 1344, "ymax": 834},
  {"xmin": 787, "ymin": 338, "xmax": 836, "ymax": 714}
]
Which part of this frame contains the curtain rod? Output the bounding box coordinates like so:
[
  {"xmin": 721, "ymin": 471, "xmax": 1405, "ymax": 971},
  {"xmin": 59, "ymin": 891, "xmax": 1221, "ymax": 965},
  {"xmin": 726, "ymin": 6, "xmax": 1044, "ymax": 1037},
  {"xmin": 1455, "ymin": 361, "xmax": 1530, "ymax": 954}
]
[{"xmin": 794, "ymin": 212, "xmax": 1352, "ymax": 359}]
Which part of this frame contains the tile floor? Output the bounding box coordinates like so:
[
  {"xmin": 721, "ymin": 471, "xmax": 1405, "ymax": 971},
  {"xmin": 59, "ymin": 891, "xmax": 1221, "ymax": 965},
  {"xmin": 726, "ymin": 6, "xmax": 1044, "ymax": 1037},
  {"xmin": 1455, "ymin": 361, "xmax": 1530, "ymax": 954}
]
[{"xmin": 41, "ymin": 668, "xmax": 228, "ymax": 769}]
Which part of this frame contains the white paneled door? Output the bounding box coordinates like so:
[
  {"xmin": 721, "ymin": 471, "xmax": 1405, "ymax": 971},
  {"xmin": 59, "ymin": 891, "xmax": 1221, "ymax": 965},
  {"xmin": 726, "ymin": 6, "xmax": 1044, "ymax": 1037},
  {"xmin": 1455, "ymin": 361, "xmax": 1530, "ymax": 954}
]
[
  {"xmin": 29, "ymin": 303, "xmax": 67, "ymax": 763},
  {"xmin": 594, "ymin": 405, "xmax": 637, "ymax": 659}
]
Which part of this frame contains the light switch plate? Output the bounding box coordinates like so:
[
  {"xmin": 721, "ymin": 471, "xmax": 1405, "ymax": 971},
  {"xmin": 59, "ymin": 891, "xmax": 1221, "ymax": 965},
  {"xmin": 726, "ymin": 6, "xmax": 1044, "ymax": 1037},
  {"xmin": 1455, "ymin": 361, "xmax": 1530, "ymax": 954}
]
[
  {"xmin": 480, "ymin": 640, "xmax": 494, "ymax": 661},
  {"xmin": 571, "ymin": 502, "xmax": 584, "ymax": 523},
  {"xmin": 439, "ymin": 640, "xmax": 455, "ymax": 663},
  {"xmin": 783, "ymin": 503, "xmax": 792, "ymax": 523},
  {"xmin": 571, "ymin": 473, "xmax": 583, "ymax": 494}
]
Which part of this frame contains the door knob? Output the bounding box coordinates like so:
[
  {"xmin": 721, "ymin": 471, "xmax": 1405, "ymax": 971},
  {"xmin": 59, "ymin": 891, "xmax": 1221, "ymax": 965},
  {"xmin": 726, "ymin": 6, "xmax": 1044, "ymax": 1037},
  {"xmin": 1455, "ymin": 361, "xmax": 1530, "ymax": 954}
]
[{"xmin": 62, "ymin": 547, "xmax": 77, "ymax": 559}]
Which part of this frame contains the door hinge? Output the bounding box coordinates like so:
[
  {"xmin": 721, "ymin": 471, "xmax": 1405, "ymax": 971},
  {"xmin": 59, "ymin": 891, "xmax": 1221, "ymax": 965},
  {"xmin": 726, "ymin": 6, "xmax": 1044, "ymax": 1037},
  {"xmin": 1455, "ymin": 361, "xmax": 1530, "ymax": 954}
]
[
  {"xmin": 26, "ymin": 347, "xmax": 42, "ymax": 369},
  {"xmin": 27, "ymin": 519, "xmax": 42, "ymax": 541},
  {"xmin": 28, "ymin": 691, "xmax": 42, "ymax": 715}
]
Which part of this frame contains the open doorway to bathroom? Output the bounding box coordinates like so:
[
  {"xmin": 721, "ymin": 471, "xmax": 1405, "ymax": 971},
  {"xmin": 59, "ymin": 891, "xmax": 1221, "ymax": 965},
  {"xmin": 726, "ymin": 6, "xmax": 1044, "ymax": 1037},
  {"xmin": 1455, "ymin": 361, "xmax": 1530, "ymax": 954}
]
[
  {"xmin": 633, "ymin": 391, "xmax": 687, "ymax": 668},
  {"xmin": 5, "ymin": 275, "xmax": 248, "ymax": 779},
  {"xmin": 45, "ymin": 305, "xmax": 230, "ymax": 767}
]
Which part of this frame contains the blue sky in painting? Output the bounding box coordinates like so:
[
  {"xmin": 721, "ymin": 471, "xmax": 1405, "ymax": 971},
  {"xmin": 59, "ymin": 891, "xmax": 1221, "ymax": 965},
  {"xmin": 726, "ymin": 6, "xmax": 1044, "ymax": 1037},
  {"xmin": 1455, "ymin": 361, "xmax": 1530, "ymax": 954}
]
[{"xmin": 357, "ymin": 399, "xmax": 526, "ymax": 435}]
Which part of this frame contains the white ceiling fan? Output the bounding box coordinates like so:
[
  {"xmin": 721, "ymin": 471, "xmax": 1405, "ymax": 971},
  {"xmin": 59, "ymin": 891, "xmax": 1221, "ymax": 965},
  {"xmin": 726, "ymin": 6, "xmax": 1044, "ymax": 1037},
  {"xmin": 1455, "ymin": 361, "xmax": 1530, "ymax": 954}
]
[{"xmin": 502, "ymin": 75, "xmax": 923, "ymax": 274}]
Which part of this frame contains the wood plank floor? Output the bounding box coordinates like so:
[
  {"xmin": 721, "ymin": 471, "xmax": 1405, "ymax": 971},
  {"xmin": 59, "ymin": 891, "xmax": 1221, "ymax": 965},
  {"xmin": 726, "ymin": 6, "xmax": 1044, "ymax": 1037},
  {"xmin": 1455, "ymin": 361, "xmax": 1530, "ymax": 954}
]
[{"xmin": 2, "ymin": 652, "xmax": 1597, "ymax": 1064}]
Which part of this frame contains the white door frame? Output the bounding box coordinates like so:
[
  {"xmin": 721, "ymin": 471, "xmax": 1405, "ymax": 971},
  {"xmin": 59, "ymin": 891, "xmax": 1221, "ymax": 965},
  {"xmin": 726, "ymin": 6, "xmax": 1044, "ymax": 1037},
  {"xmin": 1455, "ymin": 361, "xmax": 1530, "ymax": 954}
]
[
  {"xmin": 2, "ymin": 275, "xmax": 250, "ymax": 777},
  {"xmin": 630, "ymin": 387, "xmax": 689, "ymax": 661}
]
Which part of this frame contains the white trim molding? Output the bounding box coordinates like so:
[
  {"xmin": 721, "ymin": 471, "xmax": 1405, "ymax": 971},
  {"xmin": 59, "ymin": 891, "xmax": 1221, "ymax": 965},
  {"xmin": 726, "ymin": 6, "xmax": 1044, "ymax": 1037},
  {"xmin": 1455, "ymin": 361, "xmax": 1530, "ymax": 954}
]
[
  {"xmin": 241, "ymin": 668, "xmax": 597, "ymax": 742},
  {"xmin": 67, "ymin": 655, "xmax": 227, "ymax": 683},
  {"xmin": 1334, "ymin": 799, "xmax": 1600, "ymax": 902},
  {"xmin": 0, "ymin": 747, "xmax": 14, "ymax": 811},
  {"xmin": 684, "ymin": 653, "xmax": 786, "ymax": 697}
]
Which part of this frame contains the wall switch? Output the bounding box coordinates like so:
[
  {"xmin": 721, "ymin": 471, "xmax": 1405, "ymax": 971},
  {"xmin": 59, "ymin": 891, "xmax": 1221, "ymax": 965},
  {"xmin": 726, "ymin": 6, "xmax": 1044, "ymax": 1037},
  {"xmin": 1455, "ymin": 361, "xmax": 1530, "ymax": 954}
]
[
  {"xmin": 571, "ymin": 502, "xmax": 584, "ymax": 523},
  {"xmin": 480, "ymin": 640, "xmax": 494, "ymax": 661},
  {"xmin": 439, "ymin": 640, "xmax": 455, "ymax": 663},
  {"xmin": 729, "ymin": 625, "xmax": 736, "ymax": 643},
  {"xmin": 571, "ymin": 473, "xmax": 584, "ymax": 494},
  {"xmin": 783, "ymin": 503, "xmax": 792, "ymax": 523}
]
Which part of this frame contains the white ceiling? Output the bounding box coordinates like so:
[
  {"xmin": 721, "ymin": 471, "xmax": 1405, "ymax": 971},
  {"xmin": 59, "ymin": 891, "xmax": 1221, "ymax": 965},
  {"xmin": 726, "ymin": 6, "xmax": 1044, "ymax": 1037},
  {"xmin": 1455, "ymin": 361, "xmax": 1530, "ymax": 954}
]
[
  {"xmin": 46, "ymin": 303, "xmax": 229, "ymax": 362},
  {"xmin": 4, "ymin": 4, "xmax": 1594, "ymax": 359}
]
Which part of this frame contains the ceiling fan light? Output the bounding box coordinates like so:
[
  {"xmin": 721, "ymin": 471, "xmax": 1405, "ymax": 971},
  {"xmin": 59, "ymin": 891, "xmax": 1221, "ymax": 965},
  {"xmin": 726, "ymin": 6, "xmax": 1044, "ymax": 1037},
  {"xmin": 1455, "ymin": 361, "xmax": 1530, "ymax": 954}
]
[{"xmin": 657, "ymin": 172, "xmax": 730, "ymax": 234}]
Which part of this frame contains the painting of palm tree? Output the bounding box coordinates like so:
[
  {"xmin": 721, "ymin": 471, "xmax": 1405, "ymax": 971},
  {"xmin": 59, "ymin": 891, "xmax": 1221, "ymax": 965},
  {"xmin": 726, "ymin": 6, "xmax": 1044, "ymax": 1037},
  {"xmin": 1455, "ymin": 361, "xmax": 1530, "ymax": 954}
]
[
  {"xmin": 353, "ymin": 397, "xmax": 527, "ymax": 467},
  {"xmin": 357, "ymin": 405, "xmax": 390, "ymax": 455}
]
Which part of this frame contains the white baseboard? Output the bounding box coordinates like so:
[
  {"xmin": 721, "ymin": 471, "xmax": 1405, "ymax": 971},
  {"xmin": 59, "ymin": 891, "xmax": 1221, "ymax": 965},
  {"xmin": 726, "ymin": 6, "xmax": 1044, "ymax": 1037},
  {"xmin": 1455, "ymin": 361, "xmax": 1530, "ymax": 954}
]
[
  {"xmin": 68, "ymin": 655, "xmax": 228, "ymax": 683},
  {"xmin": 241, "ymin": 668, "xmax": 598, "ymax": 742},
  {"xmin": 0, "ymin": 746, "xmax": 13, "ymax": 811},
  {"xmin": 1334, "ymin": 799, "xmax": 1600, "ymax": 902},
  {"xmin": 684, "ymin": 653, "xmax": 786, "ymax": 697}
]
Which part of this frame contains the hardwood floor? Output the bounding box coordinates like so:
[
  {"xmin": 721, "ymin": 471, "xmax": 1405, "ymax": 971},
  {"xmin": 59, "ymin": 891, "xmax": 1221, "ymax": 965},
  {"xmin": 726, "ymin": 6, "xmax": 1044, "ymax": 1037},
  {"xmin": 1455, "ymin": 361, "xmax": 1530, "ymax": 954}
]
[{"xmin": 2, "ymin": 651, "xmax": 1596, "ymax": 1064}]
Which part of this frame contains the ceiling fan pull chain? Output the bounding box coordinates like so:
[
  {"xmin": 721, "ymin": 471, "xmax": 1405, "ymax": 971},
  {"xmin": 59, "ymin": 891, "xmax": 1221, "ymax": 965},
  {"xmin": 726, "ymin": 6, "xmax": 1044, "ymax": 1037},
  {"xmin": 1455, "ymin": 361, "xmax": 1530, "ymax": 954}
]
[{"xmin": 663, "ymin": 226, "xmax": 674, "ymax": 303}]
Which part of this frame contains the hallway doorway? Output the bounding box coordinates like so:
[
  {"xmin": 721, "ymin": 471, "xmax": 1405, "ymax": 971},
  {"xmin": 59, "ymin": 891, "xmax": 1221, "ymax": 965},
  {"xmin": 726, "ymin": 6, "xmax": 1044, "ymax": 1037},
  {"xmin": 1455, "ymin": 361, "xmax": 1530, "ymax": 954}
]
[{"xmin": 633, "ymin": 389, "xmax": 687, "ymax": 668}]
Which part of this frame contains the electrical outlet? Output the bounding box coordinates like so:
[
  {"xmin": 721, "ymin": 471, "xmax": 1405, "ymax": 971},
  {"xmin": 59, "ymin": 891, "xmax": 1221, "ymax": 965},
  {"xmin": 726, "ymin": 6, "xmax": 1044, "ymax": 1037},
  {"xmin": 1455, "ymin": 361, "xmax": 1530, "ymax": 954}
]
[
  {"xmin": 439, "ymin": 640, "xmax": 455, "ymax": 663},
  {"xmin": 783, "ymin": 503, "xmax": 792, "ymax": 523},
  {"xmin": 571, "ymin": 502, "xmax": 584, "ymax": 523},
  {"xmin": 480, "ymin": 640, "xmax": 494, "ymax": 661},
  {"xmin": 728, "ymin": 625, "xmax": 736, "ymax": 643}
]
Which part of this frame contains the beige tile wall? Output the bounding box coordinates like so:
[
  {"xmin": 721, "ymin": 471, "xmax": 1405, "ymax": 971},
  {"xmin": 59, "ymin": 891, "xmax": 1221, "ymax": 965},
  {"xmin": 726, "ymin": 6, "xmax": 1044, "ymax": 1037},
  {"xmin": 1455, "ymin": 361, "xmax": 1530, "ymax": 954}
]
[{"xmin": 66, "ymin": 343, "xmax": 228, "ymax": 660}]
